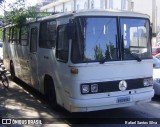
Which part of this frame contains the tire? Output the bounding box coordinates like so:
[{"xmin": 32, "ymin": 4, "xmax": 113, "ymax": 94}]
[
  {"xmin": 2, "ymin": 74, "xmax": 9, "ymax": 88},
  {"xmin": 10, "ymin": 62, "xmax": 15, "ymax": 81},
  {"xmin": 46, "ymin": 79, "xmax": 58, "ymax": 109}
]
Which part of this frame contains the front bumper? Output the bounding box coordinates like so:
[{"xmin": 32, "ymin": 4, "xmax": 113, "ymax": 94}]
[{"xmin": 66, "ymin": 89, "xmax": 154, "ymax": 112}]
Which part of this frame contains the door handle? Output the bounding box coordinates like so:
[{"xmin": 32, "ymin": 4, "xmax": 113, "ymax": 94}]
[{"xmin": 44, "ymin": 56, "xmax": 49, "ymax": 59}]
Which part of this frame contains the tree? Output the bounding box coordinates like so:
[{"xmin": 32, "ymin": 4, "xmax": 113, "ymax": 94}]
[
  {"xmin": 94, "ymin": 44, "xmax": 103, "ymax": 60},
  {"xmin": 105, "ymin": 42, "xmax": 114, "ymax": 60},
  {"xmin": 0, "ymin": 11, "xmax": 3, "ymax": 41},
  {"xmin": 3, "ymin": 0, "xmax": 50, "ymax": 26},
  {"xmin": 3, "ymin": 0, "xmax": 33, "ymax": 26}
]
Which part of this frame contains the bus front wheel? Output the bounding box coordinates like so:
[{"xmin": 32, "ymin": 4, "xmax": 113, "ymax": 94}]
[{"xmin": 46, "ymin": 78, "xmax": 58, "ymax": 109}]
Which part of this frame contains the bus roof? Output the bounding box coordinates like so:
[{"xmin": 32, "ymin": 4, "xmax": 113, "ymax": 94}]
[
  {"xmin": 39, "ymin": 9, "xmax": 150, "ymax": 22},
  {"xmin": 3, "ymin": 9, "xmax": 150, "ymax": 27},
  {"xmin": 73, "ymin": 9, "xmax": 150, "ymax": 18}
]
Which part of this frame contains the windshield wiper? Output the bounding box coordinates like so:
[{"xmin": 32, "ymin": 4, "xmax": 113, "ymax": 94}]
[
  {"xmin": 100, "ymin": 56, "xmax": 108, "ymax": 64},
  {"xmin": 121, "ymin": 35, "xmax": 141, "ymax": 62},
  {"xmin": 130, "ymin": 53, "xmax": 142, "ymax": 62},
  {"xmin": 126, "ymin": 50, "xmax": 142, "ymax": 62}
]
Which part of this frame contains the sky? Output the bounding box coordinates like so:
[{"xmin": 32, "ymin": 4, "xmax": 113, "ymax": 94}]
[{"xmin": 0, "ymin": 0, "xmax": 38, "ymax": 15}]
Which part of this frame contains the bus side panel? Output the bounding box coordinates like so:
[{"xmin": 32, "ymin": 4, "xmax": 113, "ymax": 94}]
[
  {"xmin": 38, "ymin": 48, "xmax": 64, "ymax": 106},
  {"xmin": 9, "ymin": 43, "xmax": 22, "ymax": 78},
  {"xmin": 3, "ymin": 28, "xmax": 11, "ymax": 70},
  {"xmin": 3, "ymin": 41, "xmax": 10, "ymax": 70},
  {"xmin": 20, "ymin": 44, "xmax": 31, "ymax": 85}
]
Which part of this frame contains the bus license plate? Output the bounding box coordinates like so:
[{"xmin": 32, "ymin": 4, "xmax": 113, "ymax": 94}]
[{"xmin": 117, "ymin": 96, "xmax": 131, "ymax": 103}]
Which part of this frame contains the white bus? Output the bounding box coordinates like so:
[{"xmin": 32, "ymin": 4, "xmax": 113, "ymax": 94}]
[{"xmin": 3, "ymin": 10, "xmax": 154, "ymax": 112}]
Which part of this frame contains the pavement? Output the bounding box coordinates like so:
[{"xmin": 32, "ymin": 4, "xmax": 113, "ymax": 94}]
[{"xmin": 0, "ymin": 72, "xmax": 70, "ymax": 127}]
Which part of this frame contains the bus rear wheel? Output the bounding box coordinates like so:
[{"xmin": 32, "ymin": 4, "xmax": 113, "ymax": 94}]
[{"xmin": 46, "ymin": 78, "xmax": 58, "ymax": 109}]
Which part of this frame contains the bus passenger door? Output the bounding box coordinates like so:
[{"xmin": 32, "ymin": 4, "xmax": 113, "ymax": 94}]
[{"xmin": 29, "ymin": 25, "xmax": 39, "ymax": 88}]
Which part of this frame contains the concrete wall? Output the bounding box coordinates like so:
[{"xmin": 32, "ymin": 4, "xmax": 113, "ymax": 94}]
[
  {"xmin": 93, "ymin": 0, "xmax": 101, "ymax": 9},
  {"xmin": 41, "ymin": 0, "xmax": 129, "ymax": 12},
  {"xmin": 64, "ymin": 1, "xmax": 72, "ymax": 12},
  {"xmin": 132, "ymin": 0, "xmax": 152, "ymax": 18},
  {"xmin": 55, "ymin": 4, "xmax": 63, "ymax": 12},
  {"xmin": 76, "ymin": 0, "xmax": 87, "ymax": 10},
  {"xmin": 47, "ymin": 7, "xmax": 54, "ymax": 12}
]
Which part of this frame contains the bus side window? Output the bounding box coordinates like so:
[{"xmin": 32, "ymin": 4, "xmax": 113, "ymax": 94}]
[
  {"xmin": 56, "ymin": 25, "xmax": 69, "ymax": 62},
  {"xmin": 3, "ymin": 28, "xmax": 6, "ymax": 42},
  {"xmin": 12, "ymin": 27, "xmax": 20, "ymax": 44},
  {"xmin": 9, "ymin": 28, "xmax": 13, "ymax": 43},
  {"xmin": 30, "ymin": 28, "xmax": 37, "ymax": 53},
  {"xmin": 47, "ymin": 21, "xmax": 56, "ymax": 48},
  {"xmin": 3, "ymin": 28, "xmax": 10, "ymax": 43},
  {"xmin": 20, "ymin": 25, "xmax": 29, "ymax": 46},
  {"xmin": 39, "ymin": 20, "xmax": 56, "ymax": 48}
]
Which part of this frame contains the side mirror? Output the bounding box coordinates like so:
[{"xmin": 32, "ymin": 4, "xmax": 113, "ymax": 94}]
[
  {"xmin": 153, "ymin": 63, "xmax": 156, "ymax": 68},
  {"xmin": 150, "ymin": 25, "xmax": 152, "ymax": 40}
]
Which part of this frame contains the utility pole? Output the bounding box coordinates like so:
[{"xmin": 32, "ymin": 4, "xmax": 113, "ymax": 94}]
[
  {"xmin": 88, "ymin": 0, "xmax": 90, "ymax": 9},
  {"xmin": 105, "ymin": 0, "xmax": 107, "ymax": 9},
  {"xmin": 152, "ymin": 0, "xmax": 157, "ymax": 36},
  {"xmin": 74, "ymin": 0, "xmax": 76, "ymax": 11}
]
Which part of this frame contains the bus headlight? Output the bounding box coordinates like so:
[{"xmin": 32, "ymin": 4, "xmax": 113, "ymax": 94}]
[
  {"xmin": 143, "ymin": 78, "xmax": 153, "ymax": 86},
  {"xmin": 91, "ymin": 84, "xmax": 98, "ymax": 93},
  {"xmin": 81, "ymin": 85, "xmax": 90, "ymax": 94}
]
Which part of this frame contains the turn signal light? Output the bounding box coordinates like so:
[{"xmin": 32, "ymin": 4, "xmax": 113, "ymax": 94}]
[{"xmin": 71, "ymin": 68, "xmax": 78, "ymax": 74}]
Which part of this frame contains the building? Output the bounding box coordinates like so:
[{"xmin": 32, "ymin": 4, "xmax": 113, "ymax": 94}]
[
  {"xmin": 40, "ymin": 0, "xmax": 133, "ymax": 12},
  {"xmin": 40, "ymin": 0, "xmax": 53, "ymax": 6},
  {"xmin": 130, "ymin": 0, "xmax": 160, "ymax": 45},
  {"xmin": 130, "ymin": 0, "xmax": 160, "ymax": 34},
  {"xmin": 40, "ymin": 0, "xmax": 160, "ymax": 36}
]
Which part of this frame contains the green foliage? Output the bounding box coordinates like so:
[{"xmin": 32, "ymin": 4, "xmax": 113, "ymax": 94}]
[
  {"xmin": 3, "ymin": 0, "xmax": 51, "ymax": 27},
  {"xmin": 94, "ymin": 44, "xmax": 103, "ymax": 60},
  {"xmin": 5, "ymin": 8, "xmax": 31, "ymax": 26},
  {"xmin": 4, "ymin": 6, "xmax": 36, "ymax": 26},
  {"xmin": 105, "ymin": 42, "xmax": 114, "ymax": 60},
  {"xmin": 94, "ymin": 42, "xmax": 115, "ymax": 61},
  {"xmin": 0, "ymin": 28, "xmax": 3, "ymax": 41}
]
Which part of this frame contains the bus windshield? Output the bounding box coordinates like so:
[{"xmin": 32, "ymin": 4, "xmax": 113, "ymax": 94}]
[
  {"xmin": 71, "ymin": 17, "xmax": 152, "ymax": 63},
  {"xmin": 120, "ymin": 18, "xmax": 151, "ymax": 61}
]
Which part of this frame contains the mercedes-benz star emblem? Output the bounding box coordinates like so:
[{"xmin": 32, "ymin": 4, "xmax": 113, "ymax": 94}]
[{"xmin": 119, "ymin": 80, "xmax": 127, "ymax": 91}]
